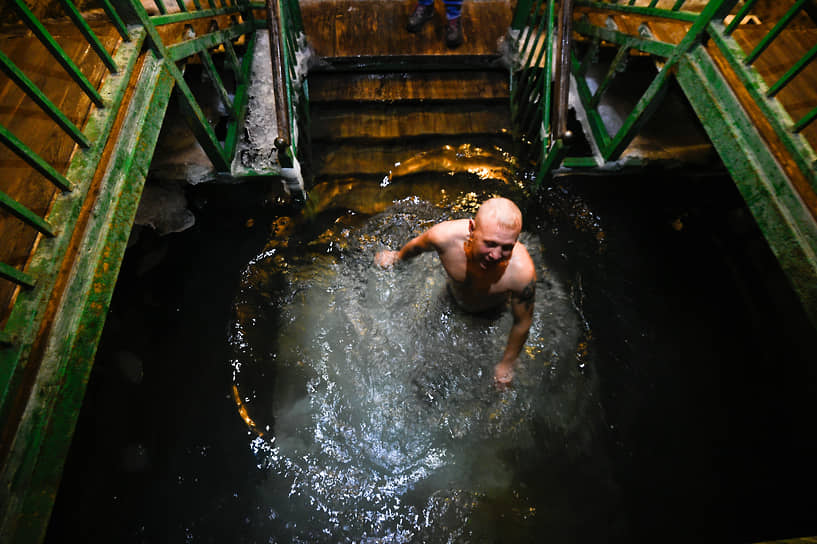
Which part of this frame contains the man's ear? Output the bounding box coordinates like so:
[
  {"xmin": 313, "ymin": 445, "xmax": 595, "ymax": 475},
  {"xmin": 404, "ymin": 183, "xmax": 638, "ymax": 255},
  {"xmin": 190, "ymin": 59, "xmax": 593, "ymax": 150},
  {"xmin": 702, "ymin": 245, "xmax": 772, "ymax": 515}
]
[{"xmin": 468, "ymin": 219, "xmax": 475, "ymax": 233}]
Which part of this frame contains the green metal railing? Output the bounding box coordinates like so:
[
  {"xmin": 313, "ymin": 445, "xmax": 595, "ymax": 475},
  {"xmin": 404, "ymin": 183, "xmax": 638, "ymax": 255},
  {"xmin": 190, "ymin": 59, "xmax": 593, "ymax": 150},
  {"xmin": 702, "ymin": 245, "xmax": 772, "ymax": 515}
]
[
  {"xmin": 1, "ymin": 1, "xmax": 306, "ymax": 541},
  {"xmin": 511, "ymin": 0, "xmax": 817, "ymax": 185},
  {"xmin": 0, "ymin": 0, "xmax": 308, "ymax": 348},
  {"xmin": 267, "ymin": 0, "xmax": 305, "ymax": 170},
  {"xmin": 0, "ymin": 0, "xmax": 130, "ymax": 349},
  {"xmin": 509, "ymin": 0, "xmax": 817, "ymax": 325},
  {"xmin": 510, "ymin": 0, "xmax": 561, "ymax": 181}
]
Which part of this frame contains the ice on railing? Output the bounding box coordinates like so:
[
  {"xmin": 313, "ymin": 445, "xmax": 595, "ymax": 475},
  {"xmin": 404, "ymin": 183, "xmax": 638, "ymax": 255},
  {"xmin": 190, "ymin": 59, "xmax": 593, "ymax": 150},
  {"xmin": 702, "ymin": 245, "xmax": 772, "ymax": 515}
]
[
  {"xmin": 232, "ymin": 30, "xmax": 280, "ymax": 175},
  {"xmin": 231, "ymin": 30, "xmax": 320, "ymax": 191}
]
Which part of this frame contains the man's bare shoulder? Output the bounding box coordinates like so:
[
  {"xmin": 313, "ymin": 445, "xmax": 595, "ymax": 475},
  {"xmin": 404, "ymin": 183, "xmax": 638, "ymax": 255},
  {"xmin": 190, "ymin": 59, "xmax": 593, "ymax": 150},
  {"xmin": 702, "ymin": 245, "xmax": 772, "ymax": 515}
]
[
  {"xmin": 426, "ymin": 219, "xmax": 469, "ymax": 249},
  {"xmin": 508, "ymin": 242, "xmax": 537, "ymax": 292}
]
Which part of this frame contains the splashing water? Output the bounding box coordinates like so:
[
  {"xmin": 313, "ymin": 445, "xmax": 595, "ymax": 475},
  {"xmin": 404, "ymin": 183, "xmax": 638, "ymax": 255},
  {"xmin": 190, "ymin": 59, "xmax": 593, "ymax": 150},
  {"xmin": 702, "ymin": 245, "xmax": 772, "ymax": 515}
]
[{"xmin": 229, "ymin": 199, "xmax": 600, "ymax": 541}]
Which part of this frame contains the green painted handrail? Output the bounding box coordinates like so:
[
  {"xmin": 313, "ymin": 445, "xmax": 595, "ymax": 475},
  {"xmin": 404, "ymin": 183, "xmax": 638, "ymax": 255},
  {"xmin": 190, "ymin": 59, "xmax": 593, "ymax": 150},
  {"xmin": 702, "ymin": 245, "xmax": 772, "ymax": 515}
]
[
  {"xmin": 150, "ymin": 4, "xmax": 242, "ymax": 25},
  {"xmin": 793, "ymin": 106, "xmax": 817, "ymax": 134}
]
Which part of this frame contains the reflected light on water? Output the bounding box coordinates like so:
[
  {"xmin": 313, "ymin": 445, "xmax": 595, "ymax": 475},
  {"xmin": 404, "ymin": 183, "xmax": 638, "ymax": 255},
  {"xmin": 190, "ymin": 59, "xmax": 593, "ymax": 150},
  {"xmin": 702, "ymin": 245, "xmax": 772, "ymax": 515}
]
[{"xmin": 228, "ymin": 185, "xmax": 600, "ymax": 541}]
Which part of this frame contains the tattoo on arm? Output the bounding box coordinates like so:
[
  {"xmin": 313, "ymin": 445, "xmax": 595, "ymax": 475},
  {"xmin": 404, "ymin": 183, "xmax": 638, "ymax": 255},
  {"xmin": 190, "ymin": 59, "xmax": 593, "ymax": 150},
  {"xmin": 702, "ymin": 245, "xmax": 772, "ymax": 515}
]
[{"xmin": 517, "ymin": 280, "xmax": 536, "ymax": 312}]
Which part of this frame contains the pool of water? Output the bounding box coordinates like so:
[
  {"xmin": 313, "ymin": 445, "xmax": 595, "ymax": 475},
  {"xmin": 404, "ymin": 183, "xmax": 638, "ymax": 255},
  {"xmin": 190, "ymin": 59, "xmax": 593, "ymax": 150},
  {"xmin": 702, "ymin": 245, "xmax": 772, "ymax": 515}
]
[{"xmin": 46, "ymin": 163, "xmax": 817, "ymax": 542}]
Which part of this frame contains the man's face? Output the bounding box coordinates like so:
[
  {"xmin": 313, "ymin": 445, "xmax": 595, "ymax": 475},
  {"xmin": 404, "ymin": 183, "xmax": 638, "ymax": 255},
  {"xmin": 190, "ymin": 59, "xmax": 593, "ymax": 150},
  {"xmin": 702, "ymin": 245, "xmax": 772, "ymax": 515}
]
[{"xmin": 468, "ymin": 217, "xmax": 519, "ymax": 270}]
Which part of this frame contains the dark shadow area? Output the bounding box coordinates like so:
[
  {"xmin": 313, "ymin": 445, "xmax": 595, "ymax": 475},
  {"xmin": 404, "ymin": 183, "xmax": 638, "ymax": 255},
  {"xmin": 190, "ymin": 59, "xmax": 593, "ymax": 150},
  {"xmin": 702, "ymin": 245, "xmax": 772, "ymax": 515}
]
[
  {"xmin": 47, "ymin": 168, "xmax": 816, "ymax": 543},
  {"xmin": 530, "ymin": 169, "xmax": 817, "ymax": 543}
]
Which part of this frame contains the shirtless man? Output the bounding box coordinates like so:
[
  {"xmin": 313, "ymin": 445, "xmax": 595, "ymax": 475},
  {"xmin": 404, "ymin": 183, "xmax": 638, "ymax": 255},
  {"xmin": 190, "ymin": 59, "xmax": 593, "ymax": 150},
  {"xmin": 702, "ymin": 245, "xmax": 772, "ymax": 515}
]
[{"xmin": 374, "ymin": 197, "xmax": 536, "ymax": 388}]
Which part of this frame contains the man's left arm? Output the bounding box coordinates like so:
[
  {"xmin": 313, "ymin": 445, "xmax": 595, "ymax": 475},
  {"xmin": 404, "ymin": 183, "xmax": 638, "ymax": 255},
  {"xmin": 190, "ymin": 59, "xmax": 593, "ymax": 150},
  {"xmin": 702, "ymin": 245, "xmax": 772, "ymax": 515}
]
[{"xmin": 494, "ymin": 278, "xmax": 535, "ymax": 387}]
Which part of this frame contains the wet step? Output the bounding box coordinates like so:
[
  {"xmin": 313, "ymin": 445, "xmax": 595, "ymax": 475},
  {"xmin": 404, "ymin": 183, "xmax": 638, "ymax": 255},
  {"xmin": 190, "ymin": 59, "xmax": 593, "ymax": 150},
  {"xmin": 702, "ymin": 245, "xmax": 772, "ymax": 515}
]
[
  {"xmin": 311, "ymin": 102, "xmax": 510, "ymax": 142},
  {"xmin": 311, "ymin": 136, "xmax": 513, "ymax": 178},
  {"xmin": 308, "ymin": 70, "xmax": 510, "ymax": 103}
]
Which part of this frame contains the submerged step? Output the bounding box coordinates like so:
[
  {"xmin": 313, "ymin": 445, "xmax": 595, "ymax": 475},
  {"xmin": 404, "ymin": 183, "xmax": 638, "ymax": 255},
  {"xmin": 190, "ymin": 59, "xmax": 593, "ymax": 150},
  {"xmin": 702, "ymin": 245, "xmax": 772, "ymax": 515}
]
[
  {"xmin": 311, "ymin": 136, "xmax": 514, "ymax": 178},
  {"xmin": 308, "ymin": 70, "xmax": 510, "ymax": 103},
  {"xmin": 310, "ymin": 102, "xmax": 510, "ymax": 142}
]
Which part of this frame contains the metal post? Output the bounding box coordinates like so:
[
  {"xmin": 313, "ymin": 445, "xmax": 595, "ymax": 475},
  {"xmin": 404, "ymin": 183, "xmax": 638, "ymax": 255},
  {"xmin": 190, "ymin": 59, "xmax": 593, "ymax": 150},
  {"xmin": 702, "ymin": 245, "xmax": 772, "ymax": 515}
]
[
  {"xmin": 266, "ymin": 0, "xmax": 293, "ymax": 167},
  {"xmin": 552, "ymin": 0, "xmax": 574, "ymax": 141}
]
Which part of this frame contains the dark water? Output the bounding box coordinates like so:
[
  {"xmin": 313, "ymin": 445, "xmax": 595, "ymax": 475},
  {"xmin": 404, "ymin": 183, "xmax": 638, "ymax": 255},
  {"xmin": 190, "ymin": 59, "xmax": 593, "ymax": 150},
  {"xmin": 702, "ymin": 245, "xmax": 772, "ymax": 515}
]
[{"xmin": 46, "ymin": 168, "xmax": 817, "ymax": 543}]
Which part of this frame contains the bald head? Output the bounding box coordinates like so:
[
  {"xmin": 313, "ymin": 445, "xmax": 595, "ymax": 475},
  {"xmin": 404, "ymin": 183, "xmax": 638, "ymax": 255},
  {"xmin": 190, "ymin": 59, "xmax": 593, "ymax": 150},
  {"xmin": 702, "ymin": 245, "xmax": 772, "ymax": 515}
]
[{"xmin": 474, "ymin": 197, "xmax": 522, "ymax": 234}]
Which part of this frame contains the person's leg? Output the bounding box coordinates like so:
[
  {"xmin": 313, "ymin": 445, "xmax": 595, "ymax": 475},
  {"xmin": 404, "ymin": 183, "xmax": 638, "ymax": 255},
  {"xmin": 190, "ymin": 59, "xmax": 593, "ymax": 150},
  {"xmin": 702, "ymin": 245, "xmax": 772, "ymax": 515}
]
[
  {"xmin": 407, "ymin": 0, "xmax": 435, "ymax": 33},
  {"xmin": 443, "ymin": 0, "xmax": 464, "ymax": 47}
]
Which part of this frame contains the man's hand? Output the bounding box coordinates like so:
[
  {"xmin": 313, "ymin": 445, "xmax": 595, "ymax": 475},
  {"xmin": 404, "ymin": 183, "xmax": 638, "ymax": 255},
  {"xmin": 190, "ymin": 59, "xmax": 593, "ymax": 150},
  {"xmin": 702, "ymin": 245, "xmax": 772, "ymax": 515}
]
[
  {"xmin": 374, "ymin": 250, "xmax": 400, "ymax": 268},
  {"xmin": 493, "ymin": 359, "xmax": 515, "ymax": 390}
]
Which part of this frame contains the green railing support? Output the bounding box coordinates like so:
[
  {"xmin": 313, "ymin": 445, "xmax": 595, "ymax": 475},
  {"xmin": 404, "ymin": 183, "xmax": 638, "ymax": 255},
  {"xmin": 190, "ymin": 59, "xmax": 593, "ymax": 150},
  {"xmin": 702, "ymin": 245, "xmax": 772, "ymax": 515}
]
[
  {"xmin": 0, "ymin": 190, "xmax": 56, "ymax": 237},
  {"xmin": 11, "ymin": 0, "xmax": 105, "ymax": 107},
  {"xmin": 723, "ymin": 0, "xmax": 759, "ymax": 35},
  {"xmin": 97, "ymin": 0, "xmax": 131, "ymax": 40},
  {"xmin": 224, "ymin": 30, "xmax": 257, "ymax": 159},
  {"xmin": 793, "ymin": 106, "xmax": 817, "ymax": 135},
  {"xmin": 199, "ymin": 46, "xmax": 235, "ymax": 115},
  {"xmin": 0, "ymin": 51, "xmax": 90, "ymax": 148},
  {"xmin": 767, "ymin": 43, "xmax": 817, "ymax": 98},
  {"xmin": 0, "ymin": 262, "xmax": 36, "ymax": 289},
  {"xmin": 131, "ymin": 0, "xmax": 233, "ymax": 171},
  {"xmin": 514, "ymin": 0, "xmax": 553, "ymax": 138},
  {"xmin": 744, "ymin": 0, "xmax": 808, "ymax": 65},
  {"xmin": 0, "ymin": 124, "xmax": 73, "ymax": 192},
  {"xmin": 150, "ymin": 5, "xmax": 242, "ymax": 26},
  {"xmin": 58, "ymin": 0, "xmax": 119, "ymax": 73},
  {"xmin": 167, "ymin": 21, "xmax": 254, "ymax": 60},
  {"xmin": 574, "ymin": 0, "xmax": 698, "ymax": 22},
  {"xmin": 223, "ymin": 39, "xmax": 246, "ymax": 84},
  {"xmin": 589, "ymin": 42, "xmax": 630, "ymax": 109}
]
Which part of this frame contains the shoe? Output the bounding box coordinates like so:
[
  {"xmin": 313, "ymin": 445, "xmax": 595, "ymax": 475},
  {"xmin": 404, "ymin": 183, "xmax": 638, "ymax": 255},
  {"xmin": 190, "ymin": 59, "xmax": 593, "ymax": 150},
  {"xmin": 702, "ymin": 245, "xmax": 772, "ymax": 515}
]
[
  {"xmin": 407, "ymin": 3, "xmax": 434, "ymax": 33},
  {"xmin": 445, "ymin": 17, "xmax": 464, "ymax": 48}
]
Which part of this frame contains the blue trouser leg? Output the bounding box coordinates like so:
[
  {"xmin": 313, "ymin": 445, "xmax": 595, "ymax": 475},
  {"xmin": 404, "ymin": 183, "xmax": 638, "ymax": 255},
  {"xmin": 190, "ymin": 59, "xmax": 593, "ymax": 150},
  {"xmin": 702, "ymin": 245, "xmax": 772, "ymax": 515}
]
[
  {"xmin": 443, "ymin": 0, "xmax": 462, "ymax": 19},
  {"xmin": 416, "ymin": 0, "xmax": 462, "ymax": 19}
]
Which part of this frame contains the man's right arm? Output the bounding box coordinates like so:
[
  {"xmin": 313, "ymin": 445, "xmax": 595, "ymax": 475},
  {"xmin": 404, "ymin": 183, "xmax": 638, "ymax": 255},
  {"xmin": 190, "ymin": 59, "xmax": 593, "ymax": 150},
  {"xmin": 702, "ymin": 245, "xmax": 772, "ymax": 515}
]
[
  {"xmin": 374, "ymin": 222, "xmax": 450, "ymax": 268},
  {"xmin": 374, "ymin": 229, "xmax": 436, "ymax": 268}
]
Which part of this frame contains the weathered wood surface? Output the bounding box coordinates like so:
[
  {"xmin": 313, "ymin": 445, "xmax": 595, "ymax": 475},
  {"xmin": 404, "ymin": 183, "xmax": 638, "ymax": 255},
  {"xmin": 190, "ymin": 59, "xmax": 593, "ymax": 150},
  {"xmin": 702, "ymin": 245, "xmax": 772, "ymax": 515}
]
[
  {"xmin": 308, "ymin": 70, "xmax": 509, "ymax": 102},
  {"xmin": 311, "ymin": 101, "xmax": 510, "ymax": 140},
  {"xmin": 0, "ymin": 17, "xmax": 122, "ymax": 328},
  {"xmin": 300, "ymin": 0, "xmax": 513, "ymax": 58}
]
